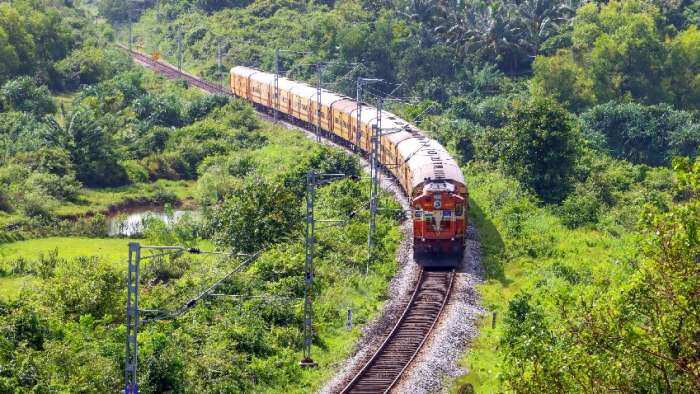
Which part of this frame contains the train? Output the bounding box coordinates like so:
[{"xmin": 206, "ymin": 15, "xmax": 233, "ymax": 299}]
[{"xmin": 230, "ymin": 66, "xmax": 468, "ymax": 266}]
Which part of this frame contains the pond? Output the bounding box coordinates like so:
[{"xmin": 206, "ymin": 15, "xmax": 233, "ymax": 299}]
[{"xmin": 106, "ymin": 207, "xmax": 199, "ymax": 236}]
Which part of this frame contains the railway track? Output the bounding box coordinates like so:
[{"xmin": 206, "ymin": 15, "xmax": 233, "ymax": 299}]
[
  {"xmin": 122, "ymin": 47, "xmax": 458, "ymax": 392},
  {"xmin": 341, "ymin": 269, "xmax": 455, "ymax": 394},
  {"xmin": 119, "ymin": 44, "xmax": 231, "ymax": 96}
]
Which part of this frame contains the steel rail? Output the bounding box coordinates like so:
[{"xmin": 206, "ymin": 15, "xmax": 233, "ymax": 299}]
[{"xmin": 340, "ymin": 269, "xmax": 456, "ymax": 393}]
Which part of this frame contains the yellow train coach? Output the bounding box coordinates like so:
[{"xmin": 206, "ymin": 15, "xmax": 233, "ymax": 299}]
[{"xmin": 230, "ymin": 66, "xmax": 468, "ymax": 264}]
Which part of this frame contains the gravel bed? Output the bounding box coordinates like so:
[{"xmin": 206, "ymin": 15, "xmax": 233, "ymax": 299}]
[
  {"xmin": 390, "ymin": 225, "xmax": 485, "ymax": 393},
  {"xmin": 133, "ymin": 57, "xmax": 486, "ymax": 393},
  {"xmin": 261, "ymin": 114, "xmax": 486, "ymax": 394}
]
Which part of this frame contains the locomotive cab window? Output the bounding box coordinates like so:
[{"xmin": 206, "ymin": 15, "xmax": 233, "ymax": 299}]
[
  {"xmin": 455, "ymin": 204, "xmax": 463, "ymax": 216},
  {"xmin": 414, "ymin": 209, "xmax": 423, "ymax": 219}
]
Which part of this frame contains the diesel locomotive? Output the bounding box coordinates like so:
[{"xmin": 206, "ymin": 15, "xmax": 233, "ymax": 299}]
[{"xmin": 230, "ymin": 66, "xmax": 468, "ymax": 265}]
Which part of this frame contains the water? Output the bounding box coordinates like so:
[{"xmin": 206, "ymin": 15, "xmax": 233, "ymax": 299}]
[{"xmin": 106, "ymin": 207, "xmax": 198, "ymax": 236}]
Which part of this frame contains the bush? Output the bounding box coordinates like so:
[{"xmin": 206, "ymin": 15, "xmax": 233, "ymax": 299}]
[
  {"xmin": 142, "ymin": 153, "xmax": 190, "ymax": 181},
  {"xmin": 499, "ymin": 97, "xmax": 581, "ymax": 203},
  {"xmin": 133, "ymin": 94, "xmax": 184, "ymax": 127},
  {"xmin": 19, "ymin": 190, "xmax": 56, "ymax": 219},
  {"xmin": 186, "ymin": 94, "xmax": 230, "ymax": 122},
  {"xmin": 55, "ymin": 47, "xmax": 114, "ymax": 90},
  {"xmin": 42, "ymin": 256, "xmax": 121, "ymax": 320},
  {"xmin": 121, "ymin": 160, "xmax": 149, "ymax": 184},
  {"xmin": 559, "ymin": 187, "xmax": 601, "ymax": 229},
  {"xmin": 25, "ymin": 172, "xmax": 81, "ymax": 201},
  {"xmin": 581, "ymin": 101, "xmax": 700, "ymax": 166},
  {"xmin": 208, "ymin": 177, "xmax": 301, "ymax": 254},
  {"xmin": 0, "ymin": 77, "xmax": 56, "ymax": 116}
]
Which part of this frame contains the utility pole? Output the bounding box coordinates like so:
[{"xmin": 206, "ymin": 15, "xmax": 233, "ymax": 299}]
[
  {"xmin": 216, "ymin": 38, "xmax": 222, "ymax": 89},
  {"xmin": 355, "ymin": 78, "xmax": 383, "ymax": 151},
  {"xmin": 301, "ymin": 171, "xmax": 318, "ymax": 368},
  {"xmin": 355, "ymin": 79, "xmax": 362, "ymax": 151},
  {"xmin": 368, "ymin": 98, "xmax": 382, "ymax": 267},
  {"xmin": 316, "ymin": 64, "xmax": 323, "ymax": 143},
  {"xmin": 299, "ymin": 171, "xmax": 349, "ymax": 366},
  {"xmin": 125, "ymin": 242, "xmax": 140, "ymax": 394},
  {"xmin": 127, "ymin": 1, "xmax": 133, "ymax": 54},
  {"xmin": 176, "ymin": 28, "xmax": 183, "ymax": 72},
  {"xmin": 274, "ymin": 48, "xmax": 279, "ymax": 123}
]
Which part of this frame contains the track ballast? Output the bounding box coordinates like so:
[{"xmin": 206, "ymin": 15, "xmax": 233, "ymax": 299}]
[
  {"xmin": 341, "ymin": 269, "xmax": 455, "ymax": 394},
  {"xmin": 120, "ymin": 47, "xmax": 458, "ymax": 393}
]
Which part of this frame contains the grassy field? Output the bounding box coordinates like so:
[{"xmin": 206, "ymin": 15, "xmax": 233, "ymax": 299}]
[
  {"xmin": 451, "ymin": 166, "xmax": 636, "ymax": 392},
  {"xmin": 0, "ymin": 237, "xmax": 136, "ymax": 266},
  {"xmin": 53, "ymin": 179, "xmax": 197, "ymax": 217}
]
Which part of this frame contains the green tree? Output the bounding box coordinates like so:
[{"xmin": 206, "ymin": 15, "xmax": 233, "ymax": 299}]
[
  {"xmin": 500, "ymin": 96, "xmax": 580, "ymax": 203},
  {"xmin": 208, "ymin": 177, "xmax": 301, "ymax": 254},
  {"xmin": 580, "ymin": 101, "xmax": 699, "ymax": 166},
  {"xmin": 663, "ymin": 26, "xmax": 700, "ymax": 110},
  {"xmin": 1, "ymin": 77, "xmax": 56, "ymax": 116},
  {"xmin": 47, "ymin": 108, "xmax": 128, "ymax": 187}
]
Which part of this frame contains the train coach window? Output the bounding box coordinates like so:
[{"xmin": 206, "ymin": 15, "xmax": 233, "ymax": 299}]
[
  {"xmin": 456, "ymin": 204, "xmax": 463, "ymax": 216},
  {"xmin": 414, "ymin": 209, "xmax": 423, "ymax": 219}
]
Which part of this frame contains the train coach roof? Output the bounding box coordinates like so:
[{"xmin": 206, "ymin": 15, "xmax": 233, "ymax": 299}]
[
  {"xmin": 230, "ymin": 66, "xmax": 258, "ymax": 77},
  {"xmin": 319, "ymin": 90, "xmax": 347, "ymax": 106},
  {"xmin": 249, "ymin": 71, "xmax": 276, "ymax": 84},
  {"xmin": 288, "ymin": 81, "xmax": 317, "ymax": 98},
  {"xmin": 332, "ymin": 99, "xmax": 358, "ymax": 113},
  {"xmin": 399, "ymin": 137, "xmax": 464, "ymax": 188}
]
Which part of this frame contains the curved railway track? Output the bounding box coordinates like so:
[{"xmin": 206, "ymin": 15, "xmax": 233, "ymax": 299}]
[
  {"xmin": 120, "ymin": 47, "xmax": 458, "ymax": 393},
  {"xmin": 119, "ymin": 44, "xmax": 231, "ymax": 96},
  {"xmin": 341, "ymin": 269, "xmax": 455, "ymax": 394}
]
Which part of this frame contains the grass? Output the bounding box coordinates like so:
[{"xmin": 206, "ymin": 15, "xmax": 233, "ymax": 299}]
[
  {"xmin": 450, "ymin": 166, "xmax": 636, "ymax": 393},
  {"xmin": 54, "ymin": 179, "xmax": 197, "ymax": 217},
  {"xmin": 0, "ymin": 275, "xmax": 36, "ymax": 300},
  {"xmin": 0, "ymin": 237, "xmax": 138, "ymax": 269}
]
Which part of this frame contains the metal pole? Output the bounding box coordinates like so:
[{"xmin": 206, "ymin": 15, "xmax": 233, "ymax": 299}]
[
  {"xmin": 316, "ymin": 64, "xmax": 322, "ymax": 143},
  {"xmin": 177, "ymin": 29, "xmax": 182, "ymax": 72},
  {"xmin": 367, "ymin": 98, "xmax": 382, "ymax": 268},
  {"xmin": 355, "ymin": 79, "xmax": 362, "ymax": 151},
  {"xmin": 217, "ymin": 38, "xmax": 222, "ymax": 89},
  {"xmin": 274, "ymin": 48, "xmax": 279, "ymax": 123},
  {"xmin": 300, "ymin": 171, "xmax": 317, "ymax": 367},
  {"xmin": 125, "ymin": 242, "xmax": 140, "ymax": 394},
  {"xmin": 127, "ymin": 1, "xmax": 133, "ymax": 54}
]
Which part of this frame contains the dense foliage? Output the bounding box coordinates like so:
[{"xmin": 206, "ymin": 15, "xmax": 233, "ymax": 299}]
[{"xmin": 0, "ymin": 0, "xmax": 697, "ymax": 392}]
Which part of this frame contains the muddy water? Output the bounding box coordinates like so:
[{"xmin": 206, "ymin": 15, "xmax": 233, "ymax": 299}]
[{"xmin": 106, "ymin": 207, "xmax": 199, "ymax": 236}]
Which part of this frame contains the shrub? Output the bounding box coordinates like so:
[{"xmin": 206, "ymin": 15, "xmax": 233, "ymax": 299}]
[
  {"xmin": 55, "ymin": 47, "xmax": 113, "ymax": 90},
  {"xmin": 43, "ymin": 256, "xmax": 121, "ymax": 320},
  {"xmin": 25, "ymin": 172, "xmax": 81, "ymax": 201},
  {"xmin": 142, "ymin": 153, "xmax": 190, "ymax": 181},
  {"xmin": 186, "ymin": 94, "xmax": 230, "ymax": 122},
  {"xmin": 208, "ymin": 177, "xmax": 301, "ymax": 254},
  {"xmin": 559, "ymin": 187, "xmax": 601, "ymax": 229},
  {"xmin": 121, "ymin": 160, "xmax": 149, "ymax": 184},
  {"xmin": 0, "ymin": 77, "xmax": 56, "ymax": 116},
  {"xmin": 499, "ymin": 97, "xmax": 581, "ymax": 203},
  {"xmin": 19, "ymin": 190, "xmax": 56, "ymax": 219},
  {"xmin": 133, "ymin": 94, "xmax": 184, "ymax": 127},
  {"xmin": 581, "ymin": 101, "xmax": 700, "ymax": 166}
]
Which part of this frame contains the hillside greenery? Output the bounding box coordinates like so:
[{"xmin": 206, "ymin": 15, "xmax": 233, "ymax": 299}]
[
  {"xmin": 0, "ymin": 1, "xmax": 403, "ymax": 392},
  {"xmin": 118, "ymin": 0, "xmax": 699, "ymax": 391},
  {"xmin": 0, "ymin": 0, "xmax": 697, "ymax": 392}
]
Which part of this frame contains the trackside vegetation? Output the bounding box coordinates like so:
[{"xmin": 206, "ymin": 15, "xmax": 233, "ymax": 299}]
[{"xmin": 0, "ymin": 0, "xmax": 697, "ymax": 392}]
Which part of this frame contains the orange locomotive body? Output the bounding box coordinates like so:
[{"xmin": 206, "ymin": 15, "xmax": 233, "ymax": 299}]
[{"xmin": 230, "ymin": 66, "xmax": 468, "ymax": 266}]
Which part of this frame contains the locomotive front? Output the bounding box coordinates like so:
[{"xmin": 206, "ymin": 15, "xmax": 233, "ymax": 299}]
[{"xmin": 413, "ymin": 180, "xmax": 466, "ymax": 258}]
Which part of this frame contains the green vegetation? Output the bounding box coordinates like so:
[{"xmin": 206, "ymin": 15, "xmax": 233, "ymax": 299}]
[{"xmin": 0, "ymin": 0, "xmax": 697, "ymax": 392}]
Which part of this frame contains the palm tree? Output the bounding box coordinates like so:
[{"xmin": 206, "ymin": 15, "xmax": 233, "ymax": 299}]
[
  {"xmin": 511, "ymin": 0, "xmax": 576, "ymax": 58},
  {"xmin": 435, "ymin": 1, "xmax": 523, "ymax": 73}
]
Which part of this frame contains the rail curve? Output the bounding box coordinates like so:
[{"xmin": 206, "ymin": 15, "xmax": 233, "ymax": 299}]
[{"xmin": 120, "ymin": 47, "xmax": 458, "ymax": 393}]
